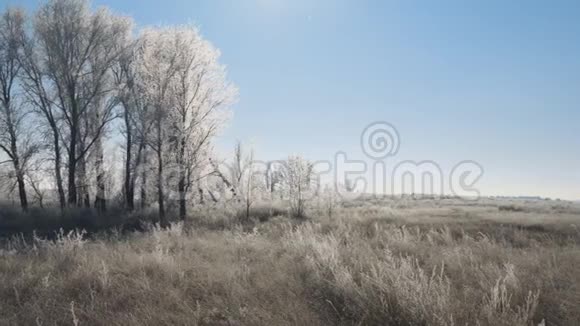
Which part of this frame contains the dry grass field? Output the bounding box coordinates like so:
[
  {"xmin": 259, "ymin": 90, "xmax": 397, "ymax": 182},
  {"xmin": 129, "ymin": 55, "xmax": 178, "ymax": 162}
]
[
  {"xmin": 1, "ymin": 197, "xmax": 579, "ymax": 326},
  {"xmin": 0, "ymin": 1, "xmax": 577, "ymax": 325}
]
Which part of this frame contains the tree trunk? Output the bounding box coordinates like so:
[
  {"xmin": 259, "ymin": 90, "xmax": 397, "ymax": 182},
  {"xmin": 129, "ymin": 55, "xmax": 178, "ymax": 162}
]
[
  {"xmin": 198, "ymin": 187, "xmax": 204, "ymax": 204},
  {"xmin": 10, "ymin": 141, "xmax": 27, "ymax": 213},
  {"xmin": 15, "ymin": 170, "xmax": 28, "ymax": 212},
  {"xmin": 2, "ymin": 102, "xmax": 28, "ymax": 212},
  {"xmin": 124, "ymin": 155, "xmax": 133, "ymax": 210},
  {"xmin": 156, "ymin": 121, "xmax": 167, "ymax": 227},
  {"xmin": 77, "ymin": 148, "xmax": 90, "ymax": 208},
  {"xmin": 157, "ymin": 149, "xmax": 166, "ymax": 226},
  {"xmin": 94, "ymin": 134, "xmax": 106, "ymax": 214},
  {"xmin": 140, "ymin": 148, "xmax": 148, "ymax": 209},
  {"xmin": 178, "ymin": 137, "xmax": 186, "ymax": 221},
  {"xmin": 178, "ymin": 177, "xmax": 186, "ymax": 221},
  {"xmin": 124, "ymin": 107, "xmax": 134, "ymax": 211},
  {"xmin": 52, "ymin": 126, "xmax": 66, "ymax": 210},
  {"xmin": 67, "ymin": 123, "xmax": 77, "ymax": 206},
  {"xmin": 129, "ymin": 142, "xmax": 145, "ymax": 211},
  {"xmin": 126, "ymin": 181, "xmax": 135, "ymax": 211}
]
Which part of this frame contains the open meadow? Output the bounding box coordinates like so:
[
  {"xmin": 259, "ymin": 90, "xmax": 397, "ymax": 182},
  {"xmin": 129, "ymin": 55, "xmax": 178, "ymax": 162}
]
[
  {"xmin": 1, "ymin": 197, "xmax": 579, "ymax": 326},
  {"xmin": 0, "ymin": 0, "xmax": 579, "ymax": 325}
]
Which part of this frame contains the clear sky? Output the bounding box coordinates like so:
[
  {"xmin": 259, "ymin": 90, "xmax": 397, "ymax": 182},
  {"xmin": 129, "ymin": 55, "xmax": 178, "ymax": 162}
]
[{"xmin": 3, "ymin": 0, "xmax": 580, "ymax": 200}]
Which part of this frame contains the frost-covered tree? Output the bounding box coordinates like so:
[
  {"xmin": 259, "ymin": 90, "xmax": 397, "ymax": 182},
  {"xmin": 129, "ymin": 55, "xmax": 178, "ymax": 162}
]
[
  {"xmin": 34, "ymin": 0, "xmax": 132, "ymax": 206},
  {"xmin": 0, "ymin": 1, "xmax": 237, "ymax": 223},
  {"xmin": 135, "ymin": 28, "xmax": 177, "ymax": 225},
  {"xmin": 0, "ymin": 8, "xmax": 34, "ymax": 212},
  {"xmin": 167, "ymin": 26, "xmax": 236, "ymax": 220},
  {"xmin": 229, "ymin": 143, "xmax": 263, "ymax": 221},
  {"xmin": 17, "ymin": 9, "xmax": 67, "ymax": 210},
  {"xmin": 112, "ymin": 36, "xmax": 154, "ymax": 212},
  {"xmin": 135, "ymin": 26, "xmax": 235, "ymax": 222},
  {"xmin": 321, "ymin": 184, "xmax": 339, "ymax": 219},
  {"xmin": 281, "ymin": 155, "xmax": 315, "ymax": 218}
]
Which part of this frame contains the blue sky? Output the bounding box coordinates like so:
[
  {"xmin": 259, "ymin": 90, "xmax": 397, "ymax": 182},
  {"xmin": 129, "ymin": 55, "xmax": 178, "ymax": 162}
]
[{"xmin": 4, "ymin": 0, "xmax": 580, "ymax": 200}]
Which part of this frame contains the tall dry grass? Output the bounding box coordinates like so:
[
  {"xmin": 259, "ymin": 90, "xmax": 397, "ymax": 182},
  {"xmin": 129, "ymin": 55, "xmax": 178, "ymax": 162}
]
[{"xmin": 1, "ymin": 199, "xmax": 579, "ymax": 325}]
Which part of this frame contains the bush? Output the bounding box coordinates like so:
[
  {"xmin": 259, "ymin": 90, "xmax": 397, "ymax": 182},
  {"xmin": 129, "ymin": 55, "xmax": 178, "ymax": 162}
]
[
  {"xmin": 0, "ymin": 203, "xmax": 148, "ymax": 239},
  {"xmin": 235, "ymin": 204, "xmax": 287, "ymax": 223},
  {"xmin": 498, "ymin": 204, "xmax": 525, "ymax": 212}
]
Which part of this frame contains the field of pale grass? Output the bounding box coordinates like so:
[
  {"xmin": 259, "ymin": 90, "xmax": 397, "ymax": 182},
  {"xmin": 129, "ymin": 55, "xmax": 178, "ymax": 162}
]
[{"xmin": 1, "ymin": 197, "xmax": 579, "ymax": 325}]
